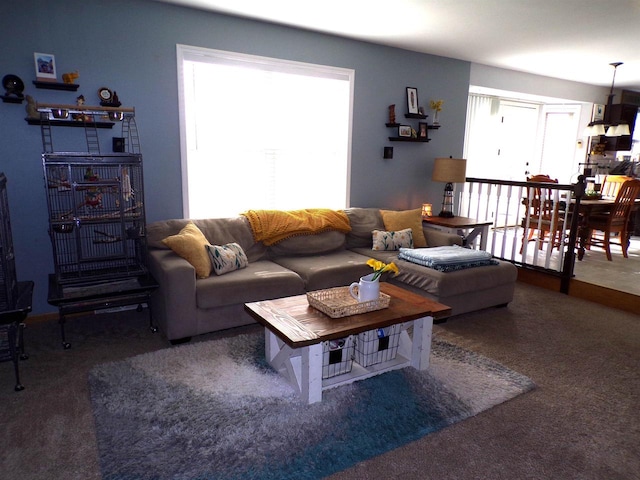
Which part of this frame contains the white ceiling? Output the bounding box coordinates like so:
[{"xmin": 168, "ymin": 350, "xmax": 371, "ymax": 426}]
[{"xmin": 155, "ymin": 0, "xmax": 640, "ymax": 92}]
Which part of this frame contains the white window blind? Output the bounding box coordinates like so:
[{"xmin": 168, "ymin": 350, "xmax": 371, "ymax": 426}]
[{"xmin": 177, "ymin": 45, "xmax": 353, "ymax": 219}]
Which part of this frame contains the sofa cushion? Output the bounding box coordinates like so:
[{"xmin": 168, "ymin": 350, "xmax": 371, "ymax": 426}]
[
  {"xmin": 206, "ymin": 242, "xmax": 249, "ymax": 275},
  {"xmin": 380, "ymin": 208, "xmax": 427, "ymax": 247},
  {"xmin": 272, "ymin": 250, "xmax": 373, "ymax": 291},
  {"xmin": 242, "ymin": 208, "xmax": 351, "ymax": 245},
  {"xmin": 147, "ymin": 217, "xmax": 267, "ymax": 263},
  {"xmin": 161, "ymin": 222, "xmax": 212, "ymax": 278},
  {"xmin": 372, "ymin": 228, "xmax": 413, "ymax": 251},
  {"xmin": 196, "ymin": 260, "xmax": 305, "ymax": 309},
  {"xmin": 344, "ymin": 208, "xmax": 385, "ymax": 249},
  {"xmin": 268, "ymin": 230, "xmax": 346, "ymax": 257}
]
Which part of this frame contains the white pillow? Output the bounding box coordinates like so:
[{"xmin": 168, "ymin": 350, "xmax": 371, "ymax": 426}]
[
  {"xmin": 372, "ymin": 228, "xmax": 413, "ymax": 251},
  {"xmin": 206, "ymin": 242, "xmax": 249, "ymax": 275}
]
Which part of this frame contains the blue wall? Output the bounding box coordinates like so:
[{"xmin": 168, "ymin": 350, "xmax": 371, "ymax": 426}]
[{"xmin": 1, "ymin": 0, "xmax": 470, "ymax": 313}]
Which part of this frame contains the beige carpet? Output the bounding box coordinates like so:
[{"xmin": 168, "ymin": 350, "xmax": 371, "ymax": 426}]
[{"xmin": 1, "ymin": 281, "xmax": 639, "ymax": 479}]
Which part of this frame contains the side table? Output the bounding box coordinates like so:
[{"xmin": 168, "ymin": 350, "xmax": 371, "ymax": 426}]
[{"xmin": 423, "ymin": 215, "xmax": 492, "ymax": 250}]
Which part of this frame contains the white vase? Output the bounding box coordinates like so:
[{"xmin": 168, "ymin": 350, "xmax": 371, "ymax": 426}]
[
  {"xmin": 349, "ymin": 273, "xmax": 380, "ymax": 302},
  {"xmin": 433, "ymin": 110, "xmax": 440, "ymax": 125}
]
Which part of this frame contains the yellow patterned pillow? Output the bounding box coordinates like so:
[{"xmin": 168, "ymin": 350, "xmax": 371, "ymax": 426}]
[
  {"xmin": 379, "ymin": 208, "xmax": 427, "ymax": 248},
  {"xmin": 162, "ymin": 222, "xmax": 212, "ymax": 278}
]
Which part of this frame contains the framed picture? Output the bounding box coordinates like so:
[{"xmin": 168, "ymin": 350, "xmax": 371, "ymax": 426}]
[
  {"xmin": 406, "ymin": 87, "xmax": 419, "ymax": 114},
  {"xmin": 592, "ymin": 103, "xmax": 605, "ymax": 122},
  {"xmin": 34, "ymin": 52, "xmax": 57, "ymax": 80},
  {"xmin": 418, "ymin": 122, "xmax": 428, "ymax": 139},
  {"xmin": 398, "ymin": 125, "xmax": 412, "ymax": 137}
]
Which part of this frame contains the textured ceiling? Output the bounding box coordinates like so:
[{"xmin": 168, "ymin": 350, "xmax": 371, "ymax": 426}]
[{"xmin": 155, "ymin": 0, "xmax": 640, "ymax": 92}]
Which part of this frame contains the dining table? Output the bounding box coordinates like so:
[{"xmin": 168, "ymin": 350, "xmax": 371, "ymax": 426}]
[{"xmin": 571, "ymin": 197, "xmax": 640, "ymax": 261}]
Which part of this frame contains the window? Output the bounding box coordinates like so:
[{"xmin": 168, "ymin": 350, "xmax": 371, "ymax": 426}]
[
  {"xmin": 465, "ymin": 92, "xmax": 582, "ymax": 183},
  {"xmin": 177, "ymin": 45, "xmax": 354, "ymax": 218}
]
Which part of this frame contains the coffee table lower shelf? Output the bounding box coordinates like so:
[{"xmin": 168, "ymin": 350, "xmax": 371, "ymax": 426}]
[
  {"xmin": 263, "ymin": 317, "xmax": 432, "ymax": 403},
  {"xmin": 321, "ymin": 352, "xmax": 410, "ymax": 390}
]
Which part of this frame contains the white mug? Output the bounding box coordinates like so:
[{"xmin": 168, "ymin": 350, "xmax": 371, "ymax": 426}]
[{"xmin": 349, "ymin": 273, "xmax": 380, "ymax": 302}]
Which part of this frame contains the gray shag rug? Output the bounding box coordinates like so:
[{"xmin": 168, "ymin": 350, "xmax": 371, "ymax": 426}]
[{"xmin": 88, "ymin": 331, "xmax": 535, "ymax": 480}]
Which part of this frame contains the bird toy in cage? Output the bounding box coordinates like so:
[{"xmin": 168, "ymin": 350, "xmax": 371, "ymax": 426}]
[{"xmin": 121, "ymin": 167, "xmax": 133, "ymax": 202}]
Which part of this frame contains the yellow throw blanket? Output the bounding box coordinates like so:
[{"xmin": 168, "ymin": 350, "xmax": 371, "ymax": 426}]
[{"xmin": 242, "ymin": 208, "xmax": 351, "ymax": 245}]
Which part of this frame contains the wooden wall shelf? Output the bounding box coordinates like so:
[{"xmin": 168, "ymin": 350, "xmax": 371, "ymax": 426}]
[
  {"xmin": 32, "ymin": 81, "xmax": 79, "ymax": 91},
  {"xmin": 1, "ymin": 95, "xmax": 24, "ymax": 104},
  {"xmin": 388, "ymin": 137, "xmax": 431, "ymax": 142},
  {"xmin": 26, "ymin": 118, "xmax": 115, "ymax": 128},
  {"xmin": 383, "ymin": 99, "xmax": 440, "ymax": 151},
  {"xmin": 35, "ymin": 102, "xmax": 134, "ymax": 114}
]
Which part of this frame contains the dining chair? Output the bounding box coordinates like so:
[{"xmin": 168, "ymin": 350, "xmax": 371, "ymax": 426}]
[
  {"xmin": 600, "ymin": 175, "xmax": 633, "ymax": 199},
  {"xmin": 582, "ymin": 179, "xmax": 640, "ymax": 261},
  {"xmin": 520, "ymin": 174, "xmax": 566, "ymax": 253}
]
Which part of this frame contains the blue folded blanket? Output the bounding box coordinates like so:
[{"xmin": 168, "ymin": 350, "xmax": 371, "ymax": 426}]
[{"xmin": 398, "ymin": 245, "xmax": 498, "ymax": 272}]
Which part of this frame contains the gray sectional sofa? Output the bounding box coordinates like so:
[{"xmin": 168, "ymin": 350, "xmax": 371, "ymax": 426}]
[{"xmin": 146, "ymin": 208, "xmax": 518, "ymax": 343}]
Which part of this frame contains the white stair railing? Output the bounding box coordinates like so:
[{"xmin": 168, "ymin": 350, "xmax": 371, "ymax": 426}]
[{"xmin": 457, "ymin": 177, "xmax": 586, "ymax": 292}]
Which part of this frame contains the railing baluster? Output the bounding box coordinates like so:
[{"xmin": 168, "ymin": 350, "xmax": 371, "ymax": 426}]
[
  {"xmin": 499, "ymin": 184, "xmax": 513, "ymax": 258},
  {"xmin": 461, "ymin": 177, "xmax": 584, "ymax": 285}
]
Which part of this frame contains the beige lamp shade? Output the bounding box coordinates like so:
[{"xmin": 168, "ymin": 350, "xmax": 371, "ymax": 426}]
[
  {"xmin": 605, "ymin": 124, "xmax": 631, "ymax": 137},
  {"xmin": 584, "ymin": 123, "xmax": 606, "ymax": 136},
  {"xmin": 432, "ymin": 157, "xmax": 467, "ymax": 183}
]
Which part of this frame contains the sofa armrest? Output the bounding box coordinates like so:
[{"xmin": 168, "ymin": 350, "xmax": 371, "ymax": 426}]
[
  {"xmin": 423, "ymin": 227, "xmax": 463, "ymax": 247},
  {"xmin": 146, "ymin": 249, "xmax": 198, "ymax": 340}
]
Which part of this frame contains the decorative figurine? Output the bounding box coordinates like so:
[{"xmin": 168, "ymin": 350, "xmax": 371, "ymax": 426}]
[
  {"xmin": 111, "ymin": 91, "xmax": 121, "ymax": 107},
  {"xmin": 25, "ymin": 95, "xmax": 39, "ymax": 119},
  {"xmin": 2, "ymin": 74, "xmax": 25, "ymax": 99},
  {"xmin": 388, "ymin": 104, "xmax": 396, "ymax": 124},
  {"xmin": 73, "ymin": 95, "xmax": 91, "ymax": 121},
  {"xmin": 61, "ymin": 71, "xmax": 79, "ymax": 84}
]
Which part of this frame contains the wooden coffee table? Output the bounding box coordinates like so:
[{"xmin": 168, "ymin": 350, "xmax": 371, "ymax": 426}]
[{"xmin": 244, "ymin": 282, "xmax": 451, "ymax": 404}]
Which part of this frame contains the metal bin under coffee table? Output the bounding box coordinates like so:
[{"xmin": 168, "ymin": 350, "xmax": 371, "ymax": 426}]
[{"xmin": 244, "ymin": 282, "xmax": 451, "ymax": 404}]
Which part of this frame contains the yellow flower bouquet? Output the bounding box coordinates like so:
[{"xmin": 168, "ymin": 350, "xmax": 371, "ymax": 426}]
[
  {"xmin": 429, "ymin": 100, "xmax": 443, "ymax": 112},
  {"xmin": 366, "ymin": 259, "xmax": 399, "ymax": 281}
]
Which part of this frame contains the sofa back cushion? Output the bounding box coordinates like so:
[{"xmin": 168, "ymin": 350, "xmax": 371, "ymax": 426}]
[
  {"xmin": 344, "ymin": 208, "xmax": 385, "ymax": 249},
  {"xmin": 268, "ymin": 230, "xmax": 346, "ymax": 257},
  {"xmin": 147, "ymin": 216, "xmax": 267, "ymax": 262}
]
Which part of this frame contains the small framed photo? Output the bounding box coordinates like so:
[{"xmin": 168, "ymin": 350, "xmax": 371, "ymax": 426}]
[
  {"xmin": 406, "ymin": 87, "xmax": 419, "ymax": 114},
  {"xmin": 418, "ymin": 122, "xmax": 428, "ymax": 139},
  {"xmin": 592, "ymin": 103, "xmax": 605, "ymax": 121},
  {"xmin": 34, "ymin": 52, "xmax": 57, "ymax": 80},
  {"xmin": 398, "ymin": 125, "xmax": 412, "ymax": 137}
]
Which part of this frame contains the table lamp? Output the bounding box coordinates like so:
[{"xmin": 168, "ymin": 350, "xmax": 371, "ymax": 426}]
[{"xmin": 431, "ymin": 157, "xmax": 467, "ymax": 218}]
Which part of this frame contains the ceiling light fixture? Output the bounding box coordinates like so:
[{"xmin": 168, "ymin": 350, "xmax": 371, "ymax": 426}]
[{"xmin": 583, "ymin": 62, "xmax": 630, "ymax": 138}]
